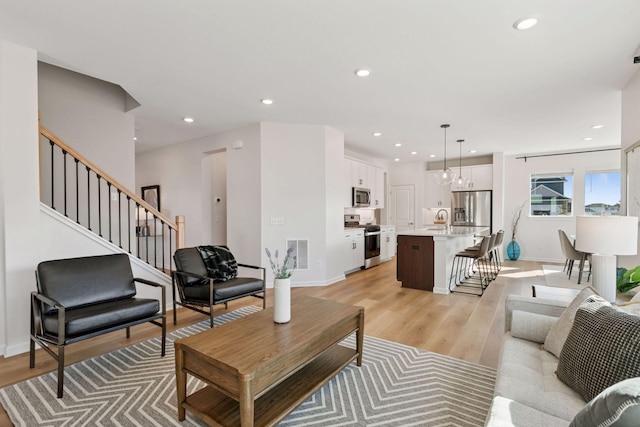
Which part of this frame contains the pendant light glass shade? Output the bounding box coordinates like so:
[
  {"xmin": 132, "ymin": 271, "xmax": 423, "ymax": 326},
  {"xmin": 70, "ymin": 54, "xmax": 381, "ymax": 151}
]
[
  {"xmin": 454, "ymin": 139, "xmax": 471, "ymax": 188},
  {"xmin": 435, "ymin": 124, "xmax": 456, "ymax": 185}
]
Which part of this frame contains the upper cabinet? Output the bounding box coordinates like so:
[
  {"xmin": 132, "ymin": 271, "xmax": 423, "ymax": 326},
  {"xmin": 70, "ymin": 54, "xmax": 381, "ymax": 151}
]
[
  {"xmin": 425, "ymin": 171, "xmax": 451, "ymax": 208},
  {"xmin": 451, "ymin": 165, "xmax": 493, "ymax": 191},
  {"xmin": 344, "ymin": 158, "xmax": 385, "ymax": 209},
  {"xmin": 352, "ymin": 160, "xmax": 369, "ymax": 188}
]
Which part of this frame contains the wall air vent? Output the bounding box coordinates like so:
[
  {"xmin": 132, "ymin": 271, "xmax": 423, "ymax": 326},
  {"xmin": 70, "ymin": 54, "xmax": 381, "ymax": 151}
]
[{"xmin": 286, "ymin": 239, "xmax": 308, "ymax": 270}]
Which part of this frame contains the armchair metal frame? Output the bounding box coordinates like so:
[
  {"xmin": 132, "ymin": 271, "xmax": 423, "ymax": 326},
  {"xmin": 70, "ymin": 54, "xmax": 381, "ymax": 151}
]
[
  {"xmin": 172, "ymin": 263, "xmax": 266, "ymax": 328},
  {"xmin": 30, "ymin": 277, "xmax": 166, "ymax": 398}
]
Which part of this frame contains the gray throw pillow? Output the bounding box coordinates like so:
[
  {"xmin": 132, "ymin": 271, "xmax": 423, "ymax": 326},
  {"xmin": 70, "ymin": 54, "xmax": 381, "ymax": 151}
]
[
  {"xmin": 511, "ymin": 310, "xmax": 558, "ymax": 344},
  {"xmin": 543, "ymin": 286, "xmax": 600, "ymax": 358},
  {"xmin": 570, "ymin": 377, "xmax": 640, "ymax": 427},
  {"xmin": 556, "ymin": 299, "xmax": 640, "ymax": 402}
]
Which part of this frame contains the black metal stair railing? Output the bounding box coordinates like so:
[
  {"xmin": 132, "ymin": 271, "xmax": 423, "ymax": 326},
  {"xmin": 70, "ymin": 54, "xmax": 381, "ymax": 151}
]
[{"xmin": 38, "ymin": 125, "xmax": 183, "ymax": 274}]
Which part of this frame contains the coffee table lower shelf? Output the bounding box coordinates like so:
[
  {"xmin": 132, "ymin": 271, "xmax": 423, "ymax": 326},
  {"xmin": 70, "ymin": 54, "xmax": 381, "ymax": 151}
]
[{"xmin": 182, "ymin": 344, "xmax": 358, "ymax": 426}]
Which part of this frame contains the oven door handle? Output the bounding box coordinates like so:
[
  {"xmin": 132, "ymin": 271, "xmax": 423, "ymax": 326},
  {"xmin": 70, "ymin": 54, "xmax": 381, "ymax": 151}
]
[{"xmin": 365, "ymin": 231, "xmax": 381, "ymax": 236}]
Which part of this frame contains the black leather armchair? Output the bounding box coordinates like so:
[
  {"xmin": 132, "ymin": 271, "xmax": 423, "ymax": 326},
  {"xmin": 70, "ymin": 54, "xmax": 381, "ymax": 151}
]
[
  {"xmin": 172, "ymin": 246, "xmax": 265, "ymax": 327},
  {"xmin": 30, "ymin": 253, "xmax": 166, "ymax": 398}
]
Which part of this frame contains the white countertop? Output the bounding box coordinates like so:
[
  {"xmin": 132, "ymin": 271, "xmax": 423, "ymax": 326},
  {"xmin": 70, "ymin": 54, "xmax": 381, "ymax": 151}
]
[{"xmin": 398, "ymin": 226, "xmax": 489, "ymax": 237}]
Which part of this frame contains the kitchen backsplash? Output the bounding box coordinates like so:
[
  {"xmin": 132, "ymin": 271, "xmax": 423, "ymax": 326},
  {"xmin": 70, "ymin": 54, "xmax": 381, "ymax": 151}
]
[{"xmin": 344, "ymin": 208, "xmax": 379, "ymax": 225}]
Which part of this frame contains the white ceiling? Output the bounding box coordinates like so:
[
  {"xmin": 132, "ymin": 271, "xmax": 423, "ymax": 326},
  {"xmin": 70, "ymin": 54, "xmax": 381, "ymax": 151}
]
[{"xmin": 1, "ymin": 0, "xmax": 640, "ymax": 163}]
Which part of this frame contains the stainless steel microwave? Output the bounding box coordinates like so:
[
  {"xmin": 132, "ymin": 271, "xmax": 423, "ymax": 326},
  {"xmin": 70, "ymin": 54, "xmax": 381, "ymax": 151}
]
[{"xmin": 352, "ymin": 187, "xmax": 371, "ymax": 207}]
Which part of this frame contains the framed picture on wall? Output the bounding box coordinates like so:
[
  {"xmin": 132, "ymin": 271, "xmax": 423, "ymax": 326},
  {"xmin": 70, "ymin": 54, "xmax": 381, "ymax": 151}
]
[{"xmin": 141, "ymin": 185, "xmax": 160, "ymax": 211}]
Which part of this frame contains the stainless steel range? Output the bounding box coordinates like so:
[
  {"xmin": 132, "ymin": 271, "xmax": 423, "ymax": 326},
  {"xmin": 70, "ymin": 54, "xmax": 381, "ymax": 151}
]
[{"xmin": 344, "ymin": 214, "xmax": 381, "ymax": 269}]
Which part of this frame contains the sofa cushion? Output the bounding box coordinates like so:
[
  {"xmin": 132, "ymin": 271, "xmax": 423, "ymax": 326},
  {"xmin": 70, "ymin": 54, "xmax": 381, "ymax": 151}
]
[
  {"xmin": 557, "ymin": 299, "xmax": 640, "ymax": 402},
  {"xmin": 485, "ymin": 396, "xmax": 571, "ymax": 427},
  {"xmin": 182, "ymin": 277, "xmax": 263, "ymax": 302},
  {"xmin": 494, "ymin": 333, "xmax": 585, "ymax": 421},
  {"xmin": 197, "ymin": 245, "xmax": 238, "ymax": 282},
  {"xmin": 43, "ymin": 298, "xmax": 160, "ymax": 338},
  {"xmin": 569, "ymin": 377, "xmax": 640, "ymax": 427},
  {"xmin": 37, "ymin": 254, "xmax": 136, "ymax": 314},
  {"xmin": 511, "ymin": 310, "xmax": 557, "ymax": 344},
  {"xmin": 543, "ymin": 286, "xmax": 600, "ymax": 358}
]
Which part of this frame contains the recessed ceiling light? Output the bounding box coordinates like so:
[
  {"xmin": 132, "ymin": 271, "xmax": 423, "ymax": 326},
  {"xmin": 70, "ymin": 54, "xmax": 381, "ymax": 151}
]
[
  {"xmin": 513, "ymin": 17, "xmax": 538, "ymax": 30},
  {"xmin": 394, "ymin": 158, "xmax": 400, "ymax": 162},
  {"xmin": 183, "ymin": 117, "xmax": 194, "ymax": 123},
  {"xmin": 429, "ymin": 154, "xmax": 436, "ymax": 158},
  {"xmin": 411, "ymin": 151, "xmax": 417, "ymax": 155},
  {"xmin": 354, "ymin": 68, "xmax": 372, "ymax": 77},
  {"xmin": 133, "ymin": 137, "xmax": 137, "ymax": 141},
  {"xmin": 261, "ymin": 99, "xmax": 273, "ymax": 105},
  {"xmin": 592, "ymin": 125, "xmax": 603, "ymax": 129},
  {"xmin": 583, "ymin": 137, "xmax": 593, "ymax": 141},
  {"xmin": 469, "ymin": 150, "xmax": 477, "ymax": 154},
  {"xmin": 394, "ymin": 143, "xmax": 402, "ymax": 147},
  {"xmin": 373, "ymin": 132, "xmax": 382, "ymax": 137}
]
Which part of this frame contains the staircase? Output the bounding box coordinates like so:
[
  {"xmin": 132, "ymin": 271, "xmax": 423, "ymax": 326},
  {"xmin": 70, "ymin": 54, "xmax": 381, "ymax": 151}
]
[{"xmin": 38, "ymin": 125, "xmax": 184, "ymax": 274}]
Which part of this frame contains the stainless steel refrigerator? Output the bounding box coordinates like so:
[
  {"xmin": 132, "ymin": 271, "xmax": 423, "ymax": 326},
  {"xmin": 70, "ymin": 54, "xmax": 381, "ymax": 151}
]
[{"xmin": 451, "ymin": 190, "xmax": 492, "ymax": 232}]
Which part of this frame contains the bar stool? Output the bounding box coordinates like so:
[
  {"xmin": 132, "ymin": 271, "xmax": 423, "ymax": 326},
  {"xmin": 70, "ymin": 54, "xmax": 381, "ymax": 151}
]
[
  {"xmin": 489, "ymin": 230, "xmax": 504, "ymax": 280},
  {"xmin": 449, "ymin": 235, "xmax": 492, "ymax": 296}
]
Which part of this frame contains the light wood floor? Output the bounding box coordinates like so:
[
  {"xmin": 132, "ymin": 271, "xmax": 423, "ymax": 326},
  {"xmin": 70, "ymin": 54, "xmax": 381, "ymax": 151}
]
[{"xmin": 0, "ymin": 258, "xmax": 549, "ymax": 426}]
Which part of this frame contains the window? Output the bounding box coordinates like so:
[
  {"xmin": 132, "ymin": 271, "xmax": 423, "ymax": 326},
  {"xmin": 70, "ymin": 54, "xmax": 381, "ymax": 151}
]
[
  {"xmin": 530, "ymin": 173, "xmax": 573, "ymax": 216},
  {"xmin": 584, "ymin": 171, "xmax": 620, "ymax": 215}
]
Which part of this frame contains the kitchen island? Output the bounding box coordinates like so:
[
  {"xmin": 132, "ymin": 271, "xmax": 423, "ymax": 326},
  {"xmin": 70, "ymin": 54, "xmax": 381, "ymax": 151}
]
[{"xmin": 396, "ymin": 226, "xmax": 489, "ymax": 294}]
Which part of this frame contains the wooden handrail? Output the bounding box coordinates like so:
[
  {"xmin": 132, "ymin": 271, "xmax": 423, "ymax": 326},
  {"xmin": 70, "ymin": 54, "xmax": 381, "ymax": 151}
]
[{"xmin": 40, "ymin": 125, "xmax": 176, "ymax": 229}]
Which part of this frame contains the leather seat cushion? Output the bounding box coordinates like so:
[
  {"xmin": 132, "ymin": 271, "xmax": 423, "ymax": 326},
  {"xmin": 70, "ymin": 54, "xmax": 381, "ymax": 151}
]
[
  {"xmin": 182, "ymin": 277, "xmax": 263, "ymax": 302},
  {"xmin": 173, "ymin": 248, "xmax": 209, "ymax": 286},
  {"xmin": 43, "ymin": 298, "xmax": 160, "ymax": 337},
  {"xmin": 37, "ymin": 253, "xmax": 136, "ymax": 313}
]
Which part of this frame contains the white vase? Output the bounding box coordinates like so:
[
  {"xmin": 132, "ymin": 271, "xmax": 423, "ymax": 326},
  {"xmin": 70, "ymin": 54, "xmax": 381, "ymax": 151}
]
[{"xmin": 273, "ymin": 278, "xmax": 291, "ymax": 323}]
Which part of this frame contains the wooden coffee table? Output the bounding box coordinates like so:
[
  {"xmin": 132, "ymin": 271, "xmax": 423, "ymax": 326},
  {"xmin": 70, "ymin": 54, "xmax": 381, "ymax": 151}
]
[{"xmin": 174, "ymin": 296, "xmax": 365, "ymax": 426}]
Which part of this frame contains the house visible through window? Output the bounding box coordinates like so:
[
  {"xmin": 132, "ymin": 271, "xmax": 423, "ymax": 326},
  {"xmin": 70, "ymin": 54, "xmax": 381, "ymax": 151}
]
[
  {"xmin": 530, "ymin": 173, "xmax": 573, "ymax": 216},
  {"xmin": 584, "ymin": 171, "xmax": 620, "ymax": 215}
]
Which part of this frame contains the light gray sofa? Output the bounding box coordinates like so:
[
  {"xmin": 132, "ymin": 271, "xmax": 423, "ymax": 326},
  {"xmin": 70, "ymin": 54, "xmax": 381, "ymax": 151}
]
[{"xmin": 485, "ymin": 292, "xmax": 640, "ymax": 426}]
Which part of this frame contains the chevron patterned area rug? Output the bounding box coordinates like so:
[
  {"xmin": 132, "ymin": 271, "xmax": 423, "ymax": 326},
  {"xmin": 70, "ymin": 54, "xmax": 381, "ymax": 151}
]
[{"xmin": 0, "ymin": 305, "xmax": 496, "ymax": 426}]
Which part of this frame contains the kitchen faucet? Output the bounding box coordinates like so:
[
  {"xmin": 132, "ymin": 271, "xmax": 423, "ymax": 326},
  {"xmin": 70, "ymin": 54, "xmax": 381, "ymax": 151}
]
[{"xmin": 435, "ymin": 209, "xmax": 449, "ymax": 224}]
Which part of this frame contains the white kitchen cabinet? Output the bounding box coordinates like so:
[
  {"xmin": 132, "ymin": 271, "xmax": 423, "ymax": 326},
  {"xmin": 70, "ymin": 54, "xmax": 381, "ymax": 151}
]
[
  {"xmin": 468, "ymin": 164, "xmax": 493, "ymax": 190},
  {"xmin": 451, "ymin": 165, "xmax": 493, "ymax": 191},
  {"xmin": 426, "ymin": 171, "xmax": 451, "ymax": 208},
  {"xmin": 372, "ymin": 167, "xmax": 385, "ymax": 208},
  {"xmin": 343, "ymin": 229, "xmax": 365, "ymax": 273},
  {"xmin": 345, "ymin": 158, "xmax": 386, "ymax": 209},
  {"xmin": 380, "ymin": 225, "xmax": 396, "ymax": 261},
  {"xmin": 352, "ymin": 161, "xmax": 368, "ymax": 188}
]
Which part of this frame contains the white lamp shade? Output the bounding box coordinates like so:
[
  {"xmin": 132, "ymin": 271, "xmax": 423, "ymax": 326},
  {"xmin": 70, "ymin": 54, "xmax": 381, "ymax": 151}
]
[{"xmin": 575, "ymin": 215, "xmax": 638, "ymax": 255}]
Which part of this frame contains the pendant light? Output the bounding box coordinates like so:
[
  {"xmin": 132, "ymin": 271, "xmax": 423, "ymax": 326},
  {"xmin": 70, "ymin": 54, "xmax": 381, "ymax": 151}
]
[
  {"xmin": 435, "ymin": 124, "xmax": 456, "ymax": 185},
  {"xmin": 454, "ymin": 139, "xmax": 471, "ymax": 188}
]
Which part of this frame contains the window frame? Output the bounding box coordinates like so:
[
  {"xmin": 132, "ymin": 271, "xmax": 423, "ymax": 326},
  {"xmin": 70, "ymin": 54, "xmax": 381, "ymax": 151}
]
[
  {"xmin": 529, "ymin": 172, "xmax": 574, "ymax": 217},
  {"xmin": 583, "ymin": 169, "xmax": 621, "ymax": 216}
]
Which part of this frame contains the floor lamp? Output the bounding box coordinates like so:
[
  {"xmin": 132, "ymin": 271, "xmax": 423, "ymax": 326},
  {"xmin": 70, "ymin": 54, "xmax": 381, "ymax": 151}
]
[{"xmin": 575, "ymin": 215, "xmax": 638, "ymax": 303}]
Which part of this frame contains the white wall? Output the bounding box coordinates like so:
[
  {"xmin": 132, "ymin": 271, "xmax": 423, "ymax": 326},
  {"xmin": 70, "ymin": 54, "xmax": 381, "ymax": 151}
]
[
  {"xmin": 201, "ymin": 151, "xmax": 227, "ymax": 245},
  {"xmin": 38, "ymin": 62, "xmax": 136, "ymax": 188},
  {"xmin": 503, "ymin": 149, "xmax": 620, "ymax": 263},
  {"xmin": 260, "ymin": 123, "xmax": 345, "ymax": 285},
  {"xmin": 0, "ymin": 41, "xmax": 40, "ymax": 356},
  {"xmin": 136, "ymin": 122, "xmax": 346, "ymax": 285},
  {"xmin": 621, "ymin": 69, "xmax": 640, "ymax": 268},
  {"xmin": 135, "ymin": 124, "xmax": 261, "ymax": 264}
]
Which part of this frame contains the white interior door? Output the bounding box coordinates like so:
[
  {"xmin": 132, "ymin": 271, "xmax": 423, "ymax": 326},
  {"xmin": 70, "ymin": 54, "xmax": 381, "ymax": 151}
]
[{"xmin": 390, "ymin": 185, "xmax": 415, "ymax": 232}]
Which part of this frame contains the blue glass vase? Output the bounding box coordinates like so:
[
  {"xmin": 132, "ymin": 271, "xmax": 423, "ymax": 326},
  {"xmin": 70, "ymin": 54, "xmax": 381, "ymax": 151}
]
[{"xmin": 507, "ymin": 240, "xmax": 520, "ymax": 260}]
